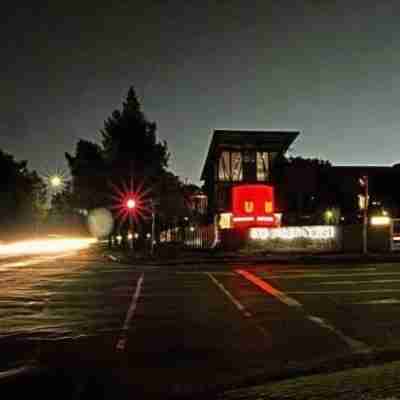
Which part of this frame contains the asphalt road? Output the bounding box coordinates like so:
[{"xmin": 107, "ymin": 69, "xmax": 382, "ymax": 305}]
[{"xmin": 2, "ymin": 249, "xmax": 400, "ymax": 398}]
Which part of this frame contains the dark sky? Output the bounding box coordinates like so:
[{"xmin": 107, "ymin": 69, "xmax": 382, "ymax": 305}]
[{"xmin": 2, "ymin": 1, "xmax": 400, "ymax": 184}]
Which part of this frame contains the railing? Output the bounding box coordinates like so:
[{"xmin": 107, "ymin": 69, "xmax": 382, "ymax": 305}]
[{"xmin": 160, "ymin": 224, "xmax": 217, "ymax": 249}]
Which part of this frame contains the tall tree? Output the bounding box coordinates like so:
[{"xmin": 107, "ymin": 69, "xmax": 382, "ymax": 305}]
[
  {"xmin": 101, "ymin": 87, "xmax": 169, "ymax": 181},
  {"xmin": 66, "ymin": 86, "xmax": 187, "ymax": 232}
]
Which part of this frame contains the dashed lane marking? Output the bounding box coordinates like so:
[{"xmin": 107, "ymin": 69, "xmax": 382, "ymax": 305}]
[
  {"xmin": 236, "ymin": 269, "xmax": 302, "ymax": 308},
  {"xmin": 116, "ymin": 273, "xmax": 144, "ymax": 352}
]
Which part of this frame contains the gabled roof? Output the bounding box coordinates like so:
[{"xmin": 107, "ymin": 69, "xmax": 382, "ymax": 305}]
[{"xmin": 200, "ymin": 130, "xmax": 299, "ymax": 180}]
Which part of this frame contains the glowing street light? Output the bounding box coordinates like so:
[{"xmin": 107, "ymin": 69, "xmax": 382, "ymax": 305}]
[
  {"xmin": 126, "ymin": 198, "xmax": 136, "ymax": 210},
  {"xmin": 50, "ymin": 175, "xmax": 63, "ymax": 188}
]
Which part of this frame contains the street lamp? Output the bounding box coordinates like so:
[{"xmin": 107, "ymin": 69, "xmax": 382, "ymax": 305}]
[
  {"xmin": 126, "ymin": 198, "xmax": 136, "ymax": 210},
  {"xmin": 50, "ymin": 175, "xmax": 62, "ymax": 188},
  {"xmin": 359, "ymin": 175, "xmax": 369, "ymax": 254}
]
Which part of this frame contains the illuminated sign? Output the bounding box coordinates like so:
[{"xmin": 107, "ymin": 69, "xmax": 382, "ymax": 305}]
[
  {"xmin": 370, "ymin": 216, "xmax": 391, "ymax": 226},
  {"xmin": 233, "ymin": 216, "xmax": 255, "ymax": 222},
  {"xmin": 256, "ymin": 216, "xmax": 274, "ymax": 222},
  {"xmin": 244, "ymin": 201, "xmax": 254, "ymax": 213},
  {"xmin": 249, "ymin": 226, "xmax": 336, "ymax": 241},
  {"xmin": 219, "ymin": 213, "xmax": 232, "ymax": 229},
  {"xmin": 232, "ymin": 184, "xmax": 276, "ymax": 226}
]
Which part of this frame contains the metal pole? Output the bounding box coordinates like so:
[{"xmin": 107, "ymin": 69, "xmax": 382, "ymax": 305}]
[
  {"xmin": 362, "ymin": 176, "xmax": 369, "ymax": 254},
  {"xmin": 151, "ymin": 201, "xmax": 155, "ymax": 257}
]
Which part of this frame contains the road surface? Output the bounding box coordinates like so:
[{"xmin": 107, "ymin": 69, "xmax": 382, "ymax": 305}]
[{"xmin": 2, "ymin": 247, "xmax": 400, "ymax": 398}]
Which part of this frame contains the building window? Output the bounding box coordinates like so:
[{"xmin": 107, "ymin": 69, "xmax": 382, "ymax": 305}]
[
  {"xmin": 257, "ymin": 152, "xmax": 269, "ymax": 181},
  {"xmin": 218, "ymin": 151, "xmax": 243, "ymax": 181}
]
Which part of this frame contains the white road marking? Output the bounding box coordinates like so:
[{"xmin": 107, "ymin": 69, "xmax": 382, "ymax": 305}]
[
  {"xmin": 0, "ymin": 365, "xmax": 37, "ymax": 380},
  {"xmin": 176, "ymin": 271, "xmax": 235, "ymax": 275},
  {"xmin": 206, "ymin": 272, "xmax": 252, "ymax": 317},
  {"xmin": 322, "ymin": 279, "xmax": 400, "ymax": 285},
  {"xmin": 354, "ymin": 298, "xmax": 400, "ymax": 305},
  {"xmin": 307, "ymin": 315, "xmax": 371, "ymax": 353},
  {"xmin": 206, "ymin": 272, "xmax": 272, "ymax": 338},
  {"xmin": 287, "ymin": 289, "xmax": 400, "ymax": 294},
  {"xmin": 263, "ymin": 271, "xmax": 400, "ymax": 280},
  {"xmin": 264, "ymin": 267, "xmax": 377, "ymax": 274},
  {"xmin": 238, "ymin": 269, "xmax": 371, "ymax": 353},
  {"xmin": 116, "ymin": 273, "xmax": 144, "ymax": 352},
  {"xmin": 236, "ymin": 269, "xmax": 302, "ymax": 308}
]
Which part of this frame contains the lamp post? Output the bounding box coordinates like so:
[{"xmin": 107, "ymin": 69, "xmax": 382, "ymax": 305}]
[
  {"xmin": 360, "ymin": 175, "xmax": 369, "ymax": 254},
  {"xmin": 125, "ymin": 197, "xmax": 136, "ymax": 250},
  {"xmin": 150, "ymin": 199, "xmax": 156, "ymax": 257}
]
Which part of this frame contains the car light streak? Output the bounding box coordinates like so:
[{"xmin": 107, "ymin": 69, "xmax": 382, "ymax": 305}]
[{"xmin": 0, "ymin": 237, "xmax": 97, "ymax": 258}]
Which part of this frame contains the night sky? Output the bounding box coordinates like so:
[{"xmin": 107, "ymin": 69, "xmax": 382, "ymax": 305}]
[{"xmin": 2, "ymin": 1, "xmax": 400, "ymax": 184}]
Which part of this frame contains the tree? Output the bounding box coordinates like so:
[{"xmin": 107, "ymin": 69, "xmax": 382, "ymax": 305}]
[
  {"xmin": 66, "ymin": 86, "xmax": 186, "ymax": 234},
  {"xmin": 101, "ymin": 87, "xmax": 169, "ymax": 181},
  {"xmin": 0, "ymin": 148, "xmax": 47, "ymax": 237},
  {"xmin": 66, "ymin": 139, "xmax": 108, "ymax": 210},
  {"xmin": 275, "ymin": 156, "xmax": 333, "ymax": 224}
]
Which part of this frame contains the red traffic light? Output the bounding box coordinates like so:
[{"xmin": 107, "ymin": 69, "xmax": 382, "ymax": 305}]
[{"xmin": 126, "ymin": 198, "xmax": 136, "ymax": 210}]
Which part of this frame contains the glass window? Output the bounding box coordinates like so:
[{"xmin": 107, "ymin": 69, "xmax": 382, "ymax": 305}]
[
  {"xmin": 218, "ymin": 151, "xmax": 230, "ymax": 181},
  {"xmin": 257, "ymin": 152, "xmax": 269, "ymax": 181},
  {"xmin": 231, "ymin": 152, "xmax": 243, "ymax": 181},
  {"xmin": 218, "ymin": 151, "xmax": 243, "ymax": 181}
]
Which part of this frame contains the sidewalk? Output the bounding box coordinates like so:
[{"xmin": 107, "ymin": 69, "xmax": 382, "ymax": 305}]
[
  {"xmin": 221, "ymin": 360, "xmax": 400, "ymax": 400},
  {"xmin": 104, "ymin": 246, "xmax": 400, "ymax": 266}
]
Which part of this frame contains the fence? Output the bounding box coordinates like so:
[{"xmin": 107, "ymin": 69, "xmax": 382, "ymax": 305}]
[{"xmin": 160, "ymin": 224, "xmax": 217, "ymax": 249}]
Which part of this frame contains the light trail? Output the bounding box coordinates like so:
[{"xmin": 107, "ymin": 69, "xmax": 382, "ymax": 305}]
[{"xmin": 0, "ymin": 237, "xmax": 97, "ymax": 258}]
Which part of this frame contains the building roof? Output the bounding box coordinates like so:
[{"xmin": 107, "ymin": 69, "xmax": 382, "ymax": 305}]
[{"xmin": 200, "ymin": 130, "xmax": 299, "ymax": 180}]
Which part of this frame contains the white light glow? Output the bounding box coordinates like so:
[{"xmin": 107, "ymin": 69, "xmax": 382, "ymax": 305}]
[
  {"xmin": 370, "ymin": 216, "xmax": 391, "ymax": 226},
  {"xmin": 50, "ymin": 175, "xmax": 62, "ymax": 187},
  {"xmin": 233, "ymin": 216, "xmax": 255, "ymax": 222},
  {"xmin": 249, "ymin": 226, "xmax": 336, "ymax": 241},
  {"xmin": 126, "ymin": 199, "xmax": 136, "ymax": 209},
  {"xmin": 219, "ymin": 213, "xmax": 232, "ymax": 229},
  {"xmin": 256, "ymin": 216, "xmax": 274, "ymax": 222},
  {"xmin": 0, "ymin": 237, "xmax": 97, "ymax": 258}
]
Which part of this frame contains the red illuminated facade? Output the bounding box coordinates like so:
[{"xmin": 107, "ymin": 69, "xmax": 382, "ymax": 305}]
[
  {"xmin": 232, "ymin": 184, "xmax": 276, "ymax": 227},
  {"xmin": 200, "ymin": 130, "xmax": 298, "ymax": 231}
]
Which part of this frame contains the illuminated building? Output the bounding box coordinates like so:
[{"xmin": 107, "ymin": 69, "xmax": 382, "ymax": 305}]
[{"xmin": 200, "ymin": 130, "xmax": 299, "ymax": 232}]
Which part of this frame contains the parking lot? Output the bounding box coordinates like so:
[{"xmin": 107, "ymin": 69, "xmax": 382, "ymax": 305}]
[
  {"xmin": 247, "ymin": 263, "xmax": 400, "ymax": 353},
  {"xmin": 3, "ymin": 252, "xmax": 400, "ymax": 397}
]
